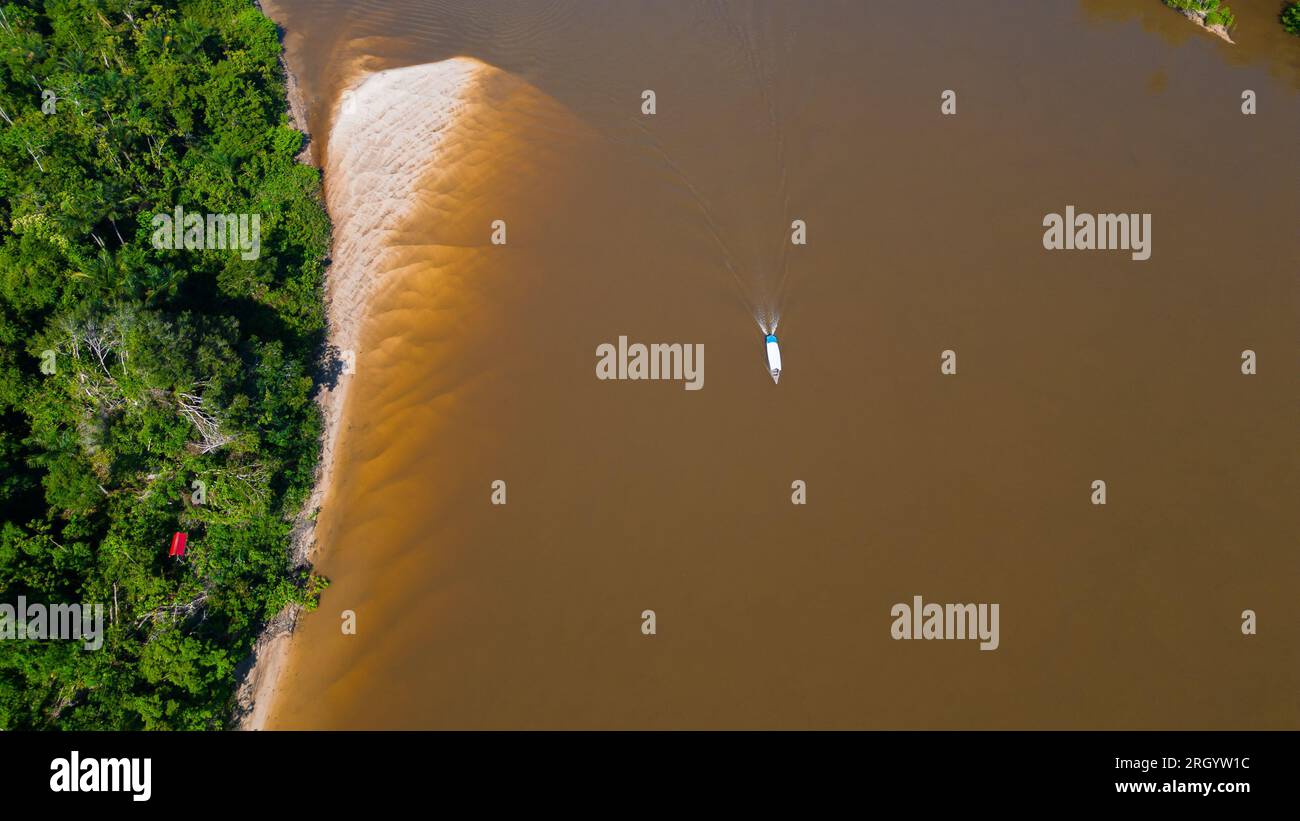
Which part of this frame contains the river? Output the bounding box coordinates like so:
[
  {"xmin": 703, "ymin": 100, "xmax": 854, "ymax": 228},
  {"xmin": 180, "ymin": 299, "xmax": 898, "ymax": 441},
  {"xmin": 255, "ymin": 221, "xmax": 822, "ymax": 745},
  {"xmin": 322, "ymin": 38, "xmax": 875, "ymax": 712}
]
[{"xmin": 259, "ymin": 0, "xmax": 1299, "ymax": 729}]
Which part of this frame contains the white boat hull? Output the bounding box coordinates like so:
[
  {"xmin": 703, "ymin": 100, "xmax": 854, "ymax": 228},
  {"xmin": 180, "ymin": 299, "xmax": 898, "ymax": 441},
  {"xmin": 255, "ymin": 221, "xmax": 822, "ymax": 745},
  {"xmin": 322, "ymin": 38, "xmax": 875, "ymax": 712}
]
[{"xmin": 765, "ymin": 335, "xmax": 782, "ymax": 383}]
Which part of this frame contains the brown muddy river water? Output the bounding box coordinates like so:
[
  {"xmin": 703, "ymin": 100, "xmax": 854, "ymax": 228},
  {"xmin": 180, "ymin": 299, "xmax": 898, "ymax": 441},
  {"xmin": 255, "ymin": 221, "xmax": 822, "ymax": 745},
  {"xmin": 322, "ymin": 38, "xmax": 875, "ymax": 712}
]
[{"xmin": 259, "ymin": 0, "xmax": 1299, "ymax": 729}]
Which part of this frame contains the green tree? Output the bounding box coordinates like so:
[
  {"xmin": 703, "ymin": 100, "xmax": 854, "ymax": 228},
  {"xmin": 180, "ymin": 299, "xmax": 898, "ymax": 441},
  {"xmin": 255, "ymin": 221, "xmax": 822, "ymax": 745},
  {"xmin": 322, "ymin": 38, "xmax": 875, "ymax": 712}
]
[
  {"xmin": 0, "ymin": 0, "xmax": 330, "ymax": 729},
  {"xmin": 1283, "ymin": 3, "xmax": 1300, "ymax": 36}
]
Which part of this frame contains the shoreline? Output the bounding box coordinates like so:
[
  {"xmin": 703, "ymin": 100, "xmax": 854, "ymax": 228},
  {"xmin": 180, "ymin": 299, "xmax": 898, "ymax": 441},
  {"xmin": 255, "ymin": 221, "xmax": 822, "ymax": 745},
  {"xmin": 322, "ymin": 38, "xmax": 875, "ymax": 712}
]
[
  {"xmin": 232, "ymin": 13, "xmax": 484, "ymax": 727},
  {"xmin": 1172, "ymin": 7, "xmax": 1236, "ymax": 44},
  {"xmin": 233, "ymin": 2, "xmax": 346, "ymax": 730}
]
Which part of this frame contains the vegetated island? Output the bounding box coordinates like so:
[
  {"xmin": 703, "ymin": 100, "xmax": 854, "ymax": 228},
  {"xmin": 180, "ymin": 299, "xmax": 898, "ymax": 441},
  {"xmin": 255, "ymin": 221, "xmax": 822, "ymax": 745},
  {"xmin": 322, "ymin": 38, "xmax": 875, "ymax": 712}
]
[
  {"xmin": 0, "ymin": 0, "xmax": 332, "ymax": 728},
  {"xmin": 1283, "ymin": 2, "xmax": 1300, "ymax": 36},
  {"xmin": 1161, "ymin": 0, "xmax": 1237, "ymax": 43}
]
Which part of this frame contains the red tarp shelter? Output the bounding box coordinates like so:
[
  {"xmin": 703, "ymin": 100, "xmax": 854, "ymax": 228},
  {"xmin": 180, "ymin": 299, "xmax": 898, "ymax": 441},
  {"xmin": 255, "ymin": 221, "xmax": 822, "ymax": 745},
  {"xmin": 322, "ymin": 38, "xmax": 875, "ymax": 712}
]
[{"xmin": 169, "ymin": 531, "xmax": 188, "ymax": 557}]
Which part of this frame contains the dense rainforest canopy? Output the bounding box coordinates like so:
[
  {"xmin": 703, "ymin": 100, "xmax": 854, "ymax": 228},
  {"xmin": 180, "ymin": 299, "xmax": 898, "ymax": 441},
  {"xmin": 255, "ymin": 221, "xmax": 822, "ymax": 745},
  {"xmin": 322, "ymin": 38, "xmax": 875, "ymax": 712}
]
[{"xmin": 0, "ymin": 0, "xmax": 330, "ymax": 728}]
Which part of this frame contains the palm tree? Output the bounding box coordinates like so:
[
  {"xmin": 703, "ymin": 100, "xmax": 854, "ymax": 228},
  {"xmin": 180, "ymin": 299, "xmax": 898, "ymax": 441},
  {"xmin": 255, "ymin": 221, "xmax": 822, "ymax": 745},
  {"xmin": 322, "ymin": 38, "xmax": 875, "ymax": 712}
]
[
  {"xmin": 140, "ymin": 24, "xmax": 170, "ymax": 57},
  {"xmin": 100, "ymin": 179, "xmax": 139, "ymax": 247},
  {"xmin": 58, "ymin": 48, "xmax": 93, "ymax": 77},
  {"xmin": 171, "ymin": 19, "xmax": 208, "ymax": 65}
]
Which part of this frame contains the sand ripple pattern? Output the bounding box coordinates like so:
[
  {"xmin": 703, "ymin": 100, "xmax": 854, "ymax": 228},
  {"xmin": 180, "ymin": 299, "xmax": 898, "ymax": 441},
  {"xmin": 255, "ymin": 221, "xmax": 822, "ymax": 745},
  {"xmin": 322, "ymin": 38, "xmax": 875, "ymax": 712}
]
[{"xmin": 325, "ymin": 58, "xmax": 482, "ymax": 353}]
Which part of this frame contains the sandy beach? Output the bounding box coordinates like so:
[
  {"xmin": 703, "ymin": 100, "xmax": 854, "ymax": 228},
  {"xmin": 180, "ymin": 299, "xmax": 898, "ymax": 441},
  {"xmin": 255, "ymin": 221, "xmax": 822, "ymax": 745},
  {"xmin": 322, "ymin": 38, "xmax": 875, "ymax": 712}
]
[{"xmin": 234, "ymin": 27, "xmax": 484, "ymax": 727}]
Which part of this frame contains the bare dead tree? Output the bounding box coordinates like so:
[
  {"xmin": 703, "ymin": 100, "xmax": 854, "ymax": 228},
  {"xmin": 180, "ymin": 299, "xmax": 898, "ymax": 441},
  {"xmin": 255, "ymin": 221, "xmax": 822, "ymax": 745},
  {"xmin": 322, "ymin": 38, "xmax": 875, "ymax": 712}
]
[
  {"xmin": 24, "ymin": 142, "xmax": 44, "ymax": 172},
  {"xmin": 0, "ymin": 104, "xmax": 47, "ymax": 171},
  {"xmin": 177, "ymin": 391, "xmax": 234, "ymax": 454},
  {"xmin": 135, "ymin": 592, "xmax": 209, "ymax": 629},
  {"xmin": 206, "ymin": 464, "xmax": 269, "ymax": 506},
  {"xmin": 56, "ymin": 313, "xmax": 130, "ymax": 411},
  {"xmin": 123, "ymin": 3, "xmax": 141, "ymax": 33}
]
